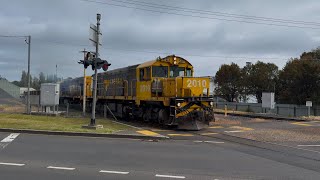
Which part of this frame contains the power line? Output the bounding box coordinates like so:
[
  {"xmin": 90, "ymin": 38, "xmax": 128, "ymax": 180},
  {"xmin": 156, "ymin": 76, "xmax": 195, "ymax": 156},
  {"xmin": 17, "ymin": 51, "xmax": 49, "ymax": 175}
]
[
  {"xmin": 108, "ymin": 0, "xmax": 320, "ymax": 27},
  {"xmin": 0, "ymin": 35, "xmax": 28, "ymax": 38},
  {"xmin": 80, "ymin": 0, "xmax": 320, "ymax": 29},
  {"xmin": 32, "ymin": 39, "xmax": 288, "ymax": 60}
]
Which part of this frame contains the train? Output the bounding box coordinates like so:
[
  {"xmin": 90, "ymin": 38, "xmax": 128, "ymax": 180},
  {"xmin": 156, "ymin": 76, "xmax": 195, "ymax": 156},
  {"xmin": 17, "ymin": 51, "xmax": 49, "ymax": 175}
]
[{"xmin": 60, "ymin": 55, "xmax": 215, "ymax": 130}]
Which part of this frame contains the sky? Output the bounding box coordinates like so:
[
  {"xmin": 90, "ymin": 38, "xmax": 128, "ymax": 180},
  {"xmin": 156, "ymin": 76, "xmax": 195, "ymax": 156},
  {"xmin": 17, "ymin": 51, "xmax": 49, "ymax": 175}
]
[{"xmin": 1, "ymin": 0, "xmax": 320, "ymax": 81}]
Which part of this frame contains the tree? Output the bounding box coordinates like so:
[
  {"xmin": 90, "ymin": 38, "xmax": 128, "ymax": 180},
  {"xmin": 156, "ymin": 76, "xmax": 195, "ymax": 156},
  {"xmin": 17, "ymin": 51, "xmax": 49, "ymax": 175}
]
[
  {"xmin": 32, "ymin": 77, "xmax": 40, "ymax": 90},
  {"xmin": 20, "ymin": 71, "xmax": 28, "ymax": 87},
  {"xmin": 0, "ymin": 75, "xmax": 7, "ymax": 80},
  {"xmin": 214, "ymin": 63, "xmax": 242, "ymax": 102},
  {"xmin": 11, "ymin": 81, "xmax": 20, "ymax": 87},
  {"xmin": 39, "ymin": 72, "xmax": 46, "ymax": 84},
  {"xmin": 245, "ymin": 61, "xmax": 279, "ymax": 103},
  {"xmin": 278, "ymin": 58, "xmax": 320, "ymax": 104}
]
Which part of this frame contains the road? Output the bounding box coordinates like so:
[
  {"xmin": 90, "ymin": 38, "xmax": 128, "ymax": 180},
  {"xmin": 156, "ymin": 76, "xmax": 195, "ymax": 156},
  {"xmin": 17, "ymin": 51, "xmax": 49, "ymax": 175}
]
[{"xmin": 1, "ymin": 131, "xmax": 320, "ymax": 180}]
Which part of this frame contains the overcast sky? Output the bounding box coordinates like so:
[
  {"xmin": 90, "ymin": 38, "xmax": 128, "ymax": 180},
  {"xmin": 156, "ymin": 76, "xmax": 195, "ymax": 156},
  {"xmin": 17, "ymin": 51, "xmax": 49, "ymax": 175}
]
[{"xmin": 1, "ymin": 0, "xmax": 320, "ymax": 81}]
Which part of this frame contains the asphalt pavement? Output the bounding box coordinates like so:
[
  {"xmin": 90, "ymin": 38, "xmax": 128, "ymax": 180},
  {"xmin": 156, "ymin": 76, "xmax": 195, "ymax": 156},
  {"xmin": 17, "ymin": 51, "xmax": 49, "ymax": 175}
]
[{"xmin": 1, "ymin": 131, "xmax": 320, "ymax": 179}]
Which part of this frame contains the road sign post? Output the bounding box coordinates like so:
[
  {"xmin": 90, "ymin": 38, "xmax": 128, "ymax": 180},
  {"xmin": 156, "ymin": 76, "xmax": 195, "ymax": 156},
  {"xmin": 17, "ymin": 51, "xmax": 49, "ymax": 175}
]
[{"xmin": 306, "ymin": 101, "xmax": 312, "ymax": 117}]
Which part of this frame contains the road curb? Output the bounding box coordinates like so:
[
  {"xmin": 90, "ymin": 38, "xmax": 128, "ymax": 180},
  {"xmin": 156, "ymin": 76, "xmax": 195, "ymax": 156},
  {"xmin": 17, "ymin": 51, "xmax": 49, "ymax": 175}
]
[
  {"xmin": 214, "ymin": 111, "xmax": 308, "ymax": 121},
  {"xmin": 0, "ymin": 128, "xmax": 169, "ymax": 140}
]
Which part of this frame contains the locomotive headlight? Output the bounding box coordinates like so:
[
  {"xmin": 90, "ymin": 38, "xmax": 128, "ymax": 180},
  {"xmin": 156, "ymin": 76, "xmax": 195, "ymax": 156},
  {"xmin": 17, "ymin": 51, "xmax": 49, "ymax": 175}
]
[
  {"xmin": 177, "ymin": 103, "xmax": 181, "ymax": 107},
  {"xmin": 210, "ymin": 101, "xmax": 214, "ymax": 106}
]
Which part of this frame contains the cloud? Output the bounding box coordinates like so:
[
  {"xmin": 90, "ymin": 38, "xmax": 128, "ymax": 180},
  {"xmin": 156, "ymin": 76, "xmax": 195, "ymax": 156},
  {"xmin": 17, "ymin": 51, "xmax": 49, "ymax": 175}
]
[{"xmin": 0, "ymin": 0, "xmax": 319, "ymax": 81}]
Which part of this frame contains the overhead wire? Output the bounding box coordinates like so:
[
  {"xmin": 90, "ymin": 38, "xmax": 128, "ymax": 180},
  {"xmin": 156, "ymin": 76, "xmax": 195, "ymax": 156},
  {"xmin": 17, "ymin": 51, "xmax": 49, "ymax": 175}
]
[
  {"xmin": 31, "ymin": 39, "xmax": 287, "ymax": 60},
  {"xmin": 0, "ymin": 35, "xmax": 28, "ymax": 38},
  {"xmin": 107, "ymin": 0, "xmax": 320, "ymax": 27},
  {"xmin": 80, "ymin": 0, "xmax": 320, "ymax": 29}
]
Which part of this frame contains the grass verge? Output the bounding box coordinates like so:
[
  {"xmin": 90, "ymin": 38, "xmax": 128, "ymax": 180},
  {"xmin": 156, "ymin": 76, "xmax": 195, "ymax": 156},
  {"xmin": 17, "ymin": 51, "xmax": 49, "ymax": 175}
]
[{"xmin": 0, "ymin": 113, "xmax": 133, "ymax": 134}]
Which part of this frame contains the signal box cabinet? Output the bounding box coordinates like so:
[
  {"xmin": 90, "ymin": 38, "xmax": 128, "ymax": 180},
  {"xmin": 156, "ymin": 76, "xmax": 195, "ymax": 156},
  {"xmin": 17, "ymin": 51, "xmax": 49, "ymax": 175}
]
[{"xmin": 40, "ymin": 83, "xmax": 60, "ymax": 106}]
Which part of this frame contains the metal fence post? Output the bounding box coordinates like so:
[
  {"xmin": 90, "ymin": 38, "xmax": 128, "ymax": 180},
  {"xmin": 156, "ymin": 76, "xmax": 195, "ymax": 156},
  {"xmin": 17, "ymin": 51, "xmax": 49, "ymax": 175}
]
[
  {"xmin": 225, "ymin": 104, "xmax": 227, "ymax": 115},
  {"xmin": 66, "ymin": 103, "xmax": 69, "ymax": 117},
  {"xmin": 104, "ymin": 104, "xmax": 107, "ymax": 118},
  {"xmin": 293, "ymin": 106, "xmax": 296, "ymax": 117}
]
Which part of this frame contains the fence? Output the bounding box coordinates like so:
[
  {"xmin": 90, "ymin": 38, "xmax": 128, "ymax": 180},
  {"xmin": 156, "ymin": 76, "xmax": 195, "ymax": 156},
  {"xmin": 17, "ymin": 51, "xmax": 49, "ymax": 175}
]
[{"xmin": 215, "ymin": 102, "xmax": 320, "ymax": 117}]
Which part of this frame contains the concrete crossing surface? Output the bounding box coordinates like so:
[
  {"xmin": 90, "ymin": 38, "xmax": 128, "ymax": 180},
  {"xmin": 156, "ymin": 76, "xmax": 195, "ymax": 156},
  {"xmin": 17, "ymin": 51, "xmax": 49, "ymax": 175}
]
[{"xmin": 0, "ymin": 130, "xmax": 320, "ymax": 179}]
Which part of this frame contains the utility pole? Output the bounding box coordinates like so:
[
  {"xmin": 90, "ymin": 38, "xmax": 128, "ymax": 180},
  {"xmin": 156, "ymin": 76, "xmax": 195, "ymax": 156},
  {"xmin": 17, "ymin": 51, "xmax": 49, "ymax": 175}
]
[
  {"xmin": 80, "ymin": 48, "xmax": 88, "ymax": 117},
  {"xmin": 26, "ymin": 35, "xmax": 31, "ymax": 115},
  {"xmin": 91, "ymin": 14, "xmax": 101, "ymax": 126},
  {"xmin": 55, "ymin": 64, "xmax": 58, "ymax": 83}
]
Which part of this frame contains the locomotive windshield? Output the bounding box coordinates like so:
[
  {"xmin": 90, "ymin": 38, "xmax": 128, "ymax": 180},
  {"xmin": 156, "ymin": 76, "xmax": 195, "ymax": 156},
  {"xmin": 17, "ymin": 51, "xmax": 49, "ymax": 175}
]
[
  {"xmin": 152, "ymin": 66, "xmax": 168, "ymax": 77},
  {"xmin": 170, "ymin": 66, "xmax": 185, "ymax": 77}
]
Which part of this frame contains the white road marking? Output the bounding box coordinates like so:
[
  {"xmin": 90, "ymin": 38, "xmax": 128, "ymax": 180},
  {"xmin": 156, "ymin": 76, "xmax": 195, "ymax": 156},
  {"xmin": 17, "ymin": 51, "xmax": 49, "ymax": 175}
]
[
  {"xmin": 193, "ymin": 140, "xmax": 203, "ymax": 143},
  {"xmin": 1, "ymin": 133, "xmax": 20, "ymax": 143},
  {"xmin": 99, "ymin": 170, "xmax": 129, "ymax": 174},
  {"xmin": 224, "ymin": 130, "xmax": 244, "ymax": 133},
  {"xmin": 47, "ymin": 166, "xmax": 75, "ymax": 170},
  {"xmin": 155, "ymin": 174, "xmax": 186, "ymax": 179},
  {"xmin": 0, "ymin": 162, "xmax": 25, "ymax": 166},
  {"xmin": 297, "ymin": 145, "xmax": 320, "ymax": 147},
  {"xmin": 204, "ymin": 141, "xmax": 224, "ymax": 144}
]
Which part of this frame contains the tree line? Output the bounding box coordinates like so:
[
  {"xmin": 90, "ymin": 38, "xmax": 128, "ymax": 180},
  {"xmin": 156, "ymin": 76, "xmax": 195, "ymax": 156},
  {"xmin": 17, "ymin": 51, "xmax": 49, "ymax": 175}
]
[
  {"xmin": 214, "ymin": 48, "xmax": 320, "ymax": 105},
  {"xmin": 11, "ymin": 71, "xmax": 61, "ymax": 90}
]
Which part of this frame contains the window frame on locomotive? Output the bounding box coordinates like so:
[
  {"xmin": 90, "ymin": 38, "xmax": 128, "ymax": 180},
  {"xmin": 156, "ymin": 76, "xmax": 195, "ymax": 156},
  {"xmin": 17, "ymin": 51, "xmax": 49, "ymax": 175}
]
[
  {"xmin": 151, "ymin": 65, "xmax": 193, "ymax": 78},
  {"xmin": 139, "ymin": 65, "xmax": 194, "ymax": 81}
]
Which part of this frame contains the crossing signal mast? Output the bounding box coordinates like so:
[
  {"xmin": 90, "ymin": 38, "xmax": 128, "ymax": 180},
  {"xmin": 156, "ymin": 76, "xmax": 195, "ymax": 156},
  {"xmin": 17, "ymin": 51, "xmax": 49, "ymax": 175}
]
[{"xmin": 78, "ymin": 13, "xmax": 111, "ymax": 128}]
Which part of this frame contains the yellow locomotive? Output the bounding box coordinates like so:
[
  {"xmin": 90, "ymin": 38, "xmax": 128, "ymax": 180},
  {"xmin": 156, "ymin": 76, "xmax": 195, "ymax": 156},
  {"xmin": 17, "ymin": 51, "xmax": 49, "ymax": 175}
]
[{"xmin": 61, "ymin": 55, "xmax": 214, "ymax": 130}]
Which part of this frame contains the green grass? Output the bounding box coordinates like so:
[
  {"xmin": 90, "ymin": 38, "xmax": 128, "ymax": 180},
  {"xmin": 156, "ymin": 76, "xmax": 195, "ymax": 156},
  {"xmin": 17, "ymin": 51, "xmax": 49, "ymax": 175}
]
[{"xmin": 0, "ymin": 113, "xmax": 133, "ymax": 134}]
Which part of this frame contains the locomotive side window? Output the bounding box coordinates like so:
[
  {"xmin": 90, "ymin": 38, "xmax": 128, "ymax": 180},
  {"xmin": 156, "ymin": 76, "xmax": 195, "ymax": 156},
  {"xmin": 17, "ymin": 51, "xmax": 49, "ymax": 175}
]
[
  {"xmin": 186, "ymin": 68, "xmax": 192, "ymax": 77},
  {"xmin": 145, "ymin": 67, "xmax": 151, "ymax": 80},
  {"xmin": 152, "ymin": 66, "xmax": 168, "ymax": 77},
  {"xmin": 139, "ymin": 67, "xmax": 151, "ymax": 81},
  {"xmin": 170, "ymin": 66, "xmax": 185, "ymax": 77},
  {"xmin": 139, "ymin": 69, "xmax": 144, "ymax": 81}
]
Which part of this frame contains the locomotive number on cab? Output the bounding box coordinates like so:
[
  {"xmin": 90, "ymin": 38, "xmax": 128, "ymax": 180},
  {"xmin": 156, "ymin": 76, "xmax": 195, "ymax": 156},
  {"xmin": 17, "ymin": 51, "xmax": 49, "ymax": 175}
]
[{"xmin": 187, "ymin": 79, "xmax": 207, "ymax": 88}]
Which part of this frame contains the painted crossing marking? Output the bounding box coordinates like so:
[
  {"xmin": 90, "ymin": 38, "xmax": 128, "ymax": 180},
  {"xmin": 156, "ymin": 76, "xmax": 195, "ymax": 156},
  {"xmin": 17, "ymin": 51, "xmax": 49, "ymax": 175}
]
[
  {"xmin": 209, "ymin": 126, "xmax": 224, "ymax": 129},
  {"xmin": 99, "ymin": 170, "xmax": 129, "ymax": 174},
  {"xmin": 137, "ymin": 130, "xmax": 161, "ymax": 136},
  {"xmin": 194, "ymin": 140, "xmax": 203, "ymax": 143},
  {"xmin": 167, "ymin": 134, "xmax": 194, "ymax": 137},
  {"xmin": 230, "ymin": 126, "xmax": 253, "ymax": 131},
  {"xmin": 204, "ymin": 141, "xmax": 224, "ymax": 144},
  {"xmin": 224, "ymin": 130, "xmax": 244, "ymax": 133},
  {"xmin": 0, "ymin": 162, "xmax": 25, "ymax": 166},
  {"xmin": 155, "ymin": 174, "xmax": 186, "ymax": 179},
  {"xmin": 1, "ymin": 133, "xmax": 20, "ymax": 143},
  {"xmin": 291, "ymin": 122, "xmax": 313, "ymax": 126},
  {"xmin": 200, "ymin": 132, "xmax": 218, "ymax": 135},
  {"xmin": 0, "ymin": 133, "xmax": 20, "ymax": 149},
  {"xmin": 297, "ymin": 145, "xmax": 320, "ymax": 147},
  {"xmin": 194, "ymin": 140, "xmax": 224, "ymax": 144},
  {"xmin": 47, "ymin": 166, "xmax": 75, "ymax": 170}
]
